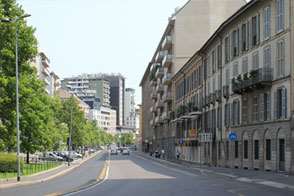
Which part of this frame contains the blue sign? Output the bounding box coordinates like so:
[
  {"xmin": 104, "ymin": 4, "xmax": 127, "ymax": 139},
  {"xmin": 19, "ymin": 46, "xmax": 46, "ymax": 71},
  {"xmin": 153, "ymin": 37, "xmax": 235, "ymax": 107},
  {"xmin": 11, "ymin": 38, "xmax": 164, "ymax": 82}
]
[
  {"xmin": 179, "ymin": 138, "xmax": 184, "ymax": 145},
  {"xmin": 228, "ymin": 132, "xmax": 237, "ymax": 141}
]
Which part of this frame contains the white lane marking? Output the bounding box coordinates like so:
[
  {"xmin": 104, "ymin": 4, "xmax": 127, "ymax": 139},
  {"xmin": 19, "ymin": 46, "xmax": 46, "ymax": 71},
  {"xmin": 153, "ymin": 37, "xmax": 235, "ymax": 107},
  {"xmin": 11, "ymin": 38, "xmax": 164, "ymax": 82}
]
[
  {"xmin": 64, "ymin": 155, "xmax": 110, "ymax": 196},
  {"xmin": 134, "ymin": 154, "xmax": 199, "ymax": 178},
  {"xmin": 236, "ymin": 177, "xmax": 253, "ymax": 183}
]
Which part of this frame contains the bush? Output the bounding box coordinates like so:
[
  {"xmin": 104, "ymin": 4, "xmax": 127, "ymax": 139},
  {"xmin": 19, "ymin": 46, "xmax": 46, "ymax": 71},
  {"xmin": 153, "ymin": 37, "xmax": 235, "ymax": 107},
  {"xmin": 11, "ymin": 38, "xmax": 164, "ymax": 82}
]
[{"xmin": 0, "ymin": 152, "xmax": 24, "ymax": 172}]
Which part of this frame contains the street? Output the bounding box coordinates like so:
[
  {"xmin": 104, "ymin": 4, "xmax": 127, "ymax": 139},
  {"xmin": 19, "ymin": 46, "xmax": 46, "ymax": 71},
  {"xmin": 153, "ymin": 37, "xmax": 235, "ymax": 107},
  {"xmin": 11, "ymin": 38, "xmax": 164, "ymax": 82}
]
[
  {"xmin": 69, "ymin": 152, "xmax": 294, "ymax": 196},
  {"xmin": 0, "ymin": 152, "xmax": 107, "ymax": 196}
]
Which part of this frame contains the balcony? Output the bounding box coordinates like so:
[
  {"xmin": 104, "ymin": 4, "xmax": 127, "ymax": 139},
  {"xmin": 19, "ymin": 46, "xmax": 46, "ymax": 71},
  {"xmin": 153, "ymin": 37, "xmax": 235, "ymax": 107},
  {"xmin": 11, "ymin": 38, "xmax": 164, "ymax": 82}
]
[
  {"xmin": 151, "ymin": 91, "xmax": 157, "ymax": 100},
  {"xmin": 162, "ymin": 112, "xmax": 169, "ymax": 122},
  {"xmin": 222, "ymin": 85, "xmax": 229, "ymax": 99},
  {"xmin": 149, "ymin": 80, "xmax": 156, "ymax": 87},
  {"xmin": 162, "ymin": 54, "xmax": 173, "ymax": 68},
  {"xmin": 156, "ymin": 100, "xmax": 164, "ymax": 109},
  {"xmin": 155, "ymin": 67, "xmax": 164, "ymax": 78},
  {"xmin": 163, "ymin": 92, "xmax": 172, "ymax": 103},
  {"xmin": 232, "ymin": 68, "xmax": 273, "ymax": 94},
  {"xmin": 215, "ymin": 89, "xmax": 222, "ymax": 102},
  {"xmin": 150, "ymin": 106, "xmax": 156, "ymax": 113},
  {"xmin": 149, "ymin": 119, "xmax": 154, "ymax": 127},
  {"xmin": 155, "ymin": 51, "xmax": 166, "ymax": 63},
  {"xmin": 162, "ymin": 35, "xmax": 173, "ymax": 50},
  {"xmin": 42, "ymin": 67, "xmax": 50, "ymax": 76},
  {"xmin": 156, "ymin": 84, "xmax": 164, "ymax": 94},
  {"xmin": 163, "ymin": 73, "xmax": 172, "ymax": 85}
]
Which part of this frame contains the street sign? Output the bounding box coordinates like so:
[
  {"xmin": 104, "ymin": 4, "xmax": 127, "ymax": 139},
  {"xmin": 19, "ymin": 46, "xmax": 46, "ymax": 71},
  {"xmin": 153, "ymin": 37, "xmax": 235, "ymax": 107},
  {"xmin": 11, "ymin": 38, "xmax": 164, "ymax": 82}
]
[{"xmin": 228, "ymin": 132, "xmax": 237, "ymax": 141}]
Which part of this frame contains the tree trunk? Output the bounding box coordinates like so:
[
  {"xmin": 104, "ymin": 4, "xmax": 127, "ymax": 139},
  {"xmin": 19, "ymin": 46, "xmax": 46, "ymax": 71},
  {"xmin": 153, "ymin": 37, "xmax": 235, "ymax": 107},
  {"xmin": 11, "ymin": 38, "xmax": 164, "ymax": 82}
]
[{"xmin": 26, "ymin": 151, "xmax": 30, "ymax": 164}]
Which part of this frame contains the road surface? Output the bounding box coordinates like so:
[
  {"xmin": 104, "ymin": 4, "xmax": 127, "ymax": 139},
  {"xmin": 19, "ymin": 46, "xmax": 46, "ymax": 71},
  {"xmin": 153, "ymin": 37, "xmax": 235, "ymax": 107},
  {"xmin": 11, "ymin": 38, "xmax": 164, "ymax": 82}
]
[
  {"xmin": 70, "ymin": 152, "xmax": 294, "ymax": 196},
  {"xmin": 0, "ymin": 151, "xmax": 107, "ymax": 196}
]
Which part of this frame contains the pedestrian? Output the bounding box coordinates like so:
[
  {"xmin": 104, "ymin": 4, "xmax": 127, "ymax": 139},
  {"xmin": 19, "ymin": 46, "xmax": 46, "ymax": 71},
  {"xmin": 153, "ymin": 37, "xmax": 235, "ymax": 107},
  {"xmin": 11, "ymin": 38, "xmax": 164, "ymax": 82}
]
[
  {"xmin": 176, "ymin": 150, "xmax": 180, "ymax": 160},
  {"xmin": 161, "ymin": 149, "xmax": 165, "ymax": 159}
]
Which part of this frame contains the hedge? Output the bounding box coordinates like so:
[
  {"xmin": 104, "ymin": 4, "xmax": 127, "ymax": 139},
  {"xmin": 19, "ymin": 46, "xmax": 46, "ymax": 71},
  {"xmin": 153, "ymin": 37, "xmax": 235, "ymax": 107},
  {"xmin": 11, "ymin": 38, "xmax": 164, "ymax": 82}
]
[{"xmin": 0, "ymin": 152, "xmax": 24, "ymax": 172}]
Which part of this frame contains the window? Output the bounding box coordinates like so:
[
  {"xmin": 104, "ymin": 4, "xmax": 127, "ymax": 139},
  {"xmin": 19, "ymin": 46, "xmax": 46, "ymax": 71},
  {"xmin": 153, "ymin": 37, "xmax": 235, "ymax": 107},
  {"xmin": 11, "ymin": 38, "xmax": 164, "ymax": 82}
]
[
  {"xmin": 212, "ymin": 50, "xmax": 216, "ymax": 73},
  {"xmin": 266, "ymin": 139, "xmax": 271, "ymax": 160},
  {"xmin": 225, "ymin": 103, "xmax": 230, "ymax": 127},
  {"xmin": 242, "ymin": 96, "xmax": 248, "ymax": 125},
  {"xmin": 232, "ymin": 99, "xmax": 240, "ymax": 126},
  {"xmin": 225, "ymin": 69, "xmax": 230, "ymax": 86},
  {"xmin": 217, "ymin": 107, "xmax": 222, "ymax": 129},
  {"xmin": 251, "ymin": 15, "xmax": 260, "ymax": 47},
  {"xmin": 252, "ymin": 51, "xmax": 259, "ymax": 70},
  {"xmin": 217, "ymin": 45, "xmax": 222, "ymax": 68},
  {"xmin": 233, "ymin": 62, "xmax": 239, "ymax": 77},
  {"xmin": 242, "ymin": 57, "xmax": 248, "ymax": 73},
  {"xmin": 276, "ymin": 87, "xmax": 287, "ymax": 119},
  {"xmin": 244, "ymin": 140, "xmax": 248, "ymax": 159},
  {"xmin": 235, "ymin": 141, "xmax": 239, "ymax": 158},
  {"xmin": 226, "ymin": 141, "xmax": 229, "ymax": 160},
  {"xmin": 225, "ymin": 36, "xmax": 230, "ymax": 63},
  {"xmin": 263, "ymin": 6, "xmax": 271, "ymax": 39},
  {"xmin": 263, "ymin": 46, "xmax": 271, "ymax": 68},
  {"xmin": 262, "ymin": 93, "xmax": 271, "ymax": 121},
  {"xmin": 232, "ymin": 29, "xmax": 239, "ymax": 57},
  {"xmin": 254, "ymin": 140, "xmax": 259, "ymax": 160},
  {"xmin": 276, "ymin": 0, "xmax": 285, "ymax": 32},
  {"xmin": 276, "ymin": 39, "xmax": 285, "ymax": 78},
  {"xmin": 241, "ymin": 23, "xmax": 247, "ymax": 52}
]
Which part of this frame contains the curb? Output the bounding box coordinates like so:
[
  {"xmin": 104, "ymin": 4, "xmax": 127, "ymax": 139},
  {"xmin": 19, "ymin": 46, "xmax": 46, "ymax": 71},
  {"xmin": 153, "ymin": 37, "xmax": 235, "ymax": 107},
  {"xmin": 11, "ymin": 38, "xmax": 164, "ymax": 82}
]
[
  {"xmin": 52, "ymin": 152, "xmax": 110, "ymax": 196},
  {"xmin": 136, "ymin": 152, "xmax": 294, "ymax": 191},
  {"xmin": 0, "ymin": 151, "xmax": 101, "ymax": 190}
]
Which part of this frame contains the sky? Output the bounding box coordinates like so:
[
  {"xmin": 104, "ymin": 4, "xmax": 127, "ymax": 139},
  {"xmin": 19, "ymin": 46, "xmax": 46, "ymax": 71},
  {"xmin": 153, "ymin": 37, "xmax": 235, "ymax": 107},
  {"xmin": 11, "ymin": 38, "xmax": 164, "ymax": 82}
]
[{"xmin": 17, "ymin": 0, "xmax": 188, "ymax": 104}]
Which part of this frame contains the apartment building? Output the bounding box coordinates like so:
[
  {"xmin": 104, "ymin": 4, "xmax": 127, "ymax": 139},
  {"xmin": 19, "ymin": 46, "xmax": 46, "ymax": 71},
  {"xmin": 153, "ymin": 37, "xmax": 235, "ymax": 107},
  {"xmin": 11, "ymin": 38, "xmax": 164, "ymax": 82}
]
[
  {"xmin": 56, "ymin": 88, "xmax": 90, "ymax": 118},
  {"xmin": 61, "ymin": 74, "xmax": 111, "ymax": 109},
  {"xmin": 32, "ymin": 52, "xmax": 60, "ymax": 95},
  {"xmin": 173, "ymin": 0, "xmax": 294, "ymax": 173},
  {"xmin": 140, "ymin": 0, "xmax": 245, "ymax": 157},
  {"xmin": 88, "ymin": 106, "xmax": 117, "ymax": 134},
  {"xmin": 124, "ymin": 88, "xmax": 136, "ymax": 130}
]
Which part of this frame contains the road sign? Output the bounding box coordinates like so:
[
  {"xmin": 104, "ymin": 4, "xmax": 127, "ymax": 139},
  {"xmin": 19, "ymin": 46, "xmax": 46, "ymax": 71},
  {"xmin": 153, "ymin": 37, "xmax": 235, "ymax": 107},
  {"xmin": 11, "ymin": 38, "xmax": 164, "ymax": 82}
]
[{"xmin": 228, "ymin": 132, "xmax": 237, "ymax": 141}]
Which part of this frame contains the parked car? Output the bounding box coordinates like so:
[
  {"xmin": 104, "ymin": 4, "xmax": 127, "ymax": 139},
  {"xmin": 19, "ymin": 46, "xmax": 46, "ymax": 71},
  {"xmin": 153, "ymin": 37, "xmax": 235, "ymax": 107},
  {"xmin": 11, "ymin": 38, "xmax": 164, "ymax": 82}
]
[
  {"xmin": 110, "ymin": 149, "xmax": 118, "ymax": 155},
  {"xmin": 48, "ymin": 152, "xmax": 64, "ymax": 161},
  {"xmin": 122, "ymin": 147, "xmax": 130, "ymax": 155}
]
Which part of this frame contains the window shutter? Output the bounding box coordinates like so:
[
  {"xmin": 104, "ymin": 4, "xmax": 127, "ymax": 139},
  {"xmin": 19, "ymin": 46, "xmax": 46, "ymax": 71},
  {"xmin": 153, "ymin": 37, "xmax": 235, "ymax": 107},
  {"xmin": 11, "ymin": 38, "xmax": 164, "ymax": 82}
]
[
  {"xmin": 259, "ymin": 94, "xmax": 264, "ymax": 122},
  {"xmin": 282, "ymin": 88, "xmax": 287, "ymax": 119},
  {"xmin": 237, "ymin": 100, "xmax": 240, "ymax": 125},
  {"xmin": 247, "ymin": 20, "xmax": 251, "ymax": 49},
  {"xmin": 274, "ymin": 91, "xmax": 277, "ymax": 120},
  {"xmin": 257, "ymin": 14, "xmax": 260, "ymax": 43},
  {"xmin": 267, "ymin": 93, "xmax": 271, "ymax": 120}
]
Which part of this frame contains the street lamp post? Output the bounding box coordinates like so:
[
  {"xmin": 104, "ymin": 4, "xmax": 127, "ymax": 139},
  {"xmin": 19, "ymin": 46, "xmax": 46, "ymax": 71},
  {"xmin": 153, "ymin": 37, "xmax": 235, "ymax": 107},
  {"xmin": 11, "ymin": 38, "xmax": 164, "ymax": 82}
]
[{"xmin": 1, "ymin": 14, "xmax": 31, "ymax": 182}]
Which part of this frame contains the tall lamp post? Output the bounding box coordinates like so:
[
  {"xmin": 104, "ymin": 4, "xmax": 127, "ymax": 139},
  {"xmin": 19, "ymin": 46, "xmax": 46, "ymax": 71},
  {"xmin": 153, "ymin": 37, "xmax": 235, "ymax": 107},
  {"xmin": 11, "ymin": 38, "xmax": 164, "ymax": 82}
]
[{"xmin": 1, "ymin": 14, "xmax": 31, "ymax": 182}]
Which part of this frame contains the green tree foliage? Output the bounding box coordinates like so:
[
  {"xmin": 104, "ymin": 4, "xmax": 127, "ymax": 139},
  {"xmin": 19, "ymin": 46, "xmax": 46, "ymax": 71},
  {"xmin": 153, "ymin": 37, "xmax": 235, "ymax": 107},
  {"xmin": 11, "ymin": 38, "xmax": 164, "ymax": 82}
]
[{"xmin": 0, "ymin": 0, "xmax": 114, "ymax": 162}]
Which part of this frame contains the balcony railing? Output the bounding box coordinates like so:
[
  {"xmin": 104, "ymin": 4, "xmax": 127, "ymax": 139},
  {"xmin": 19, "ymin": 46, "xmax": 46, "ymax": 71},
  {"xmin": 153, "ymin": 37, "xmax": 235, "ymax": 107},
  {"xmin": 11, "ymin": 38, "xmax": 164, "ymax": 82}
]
[
  {"xmin": 163, "ymin": 92, "xmax": 172, "ymax": 103},
  {"xmin": 162, "ymin": 54, "xmax": 173, "ymax": 68},
  {"xmin": 156, "ymin": 84, "xmax": 164, "ymax": 94},
  {"xmin": 222, "ymin": 85, "xmax": 229, "ymax": 99},
  {"xmin": 232, "ymin": 68, "xmax": 273, "ymax": 94},
  {"xmin": 163, "ymin": 73, "xmax": 172, "ymax": 85},
  {"xmin": 208, "ymin": 93, "xmax": 216, "ymax": 105},
  {"xmin": 215, "ymin": 89, "xmax": 222, "ymax": 102},
  {"xmin": 150, "ymin": 106, "xmax": 156, "ymax": 113},
  {"xmin": 155, "ymin": 51, "xmax": 167, "ymax": 63},
  {"xmin": 155, "ymin": 67, "xmax": 164, "ymax": 78},
  {"xmin": 162, "ymin": 35, "xmax": 173, "ymax": 50},
  {"xmin": 156, "ymin": 100, "xmax": 164, "ymax": 109},
  {"xmin": 151, "ymin": 91, "xmax": 157, "ymax": 100}
]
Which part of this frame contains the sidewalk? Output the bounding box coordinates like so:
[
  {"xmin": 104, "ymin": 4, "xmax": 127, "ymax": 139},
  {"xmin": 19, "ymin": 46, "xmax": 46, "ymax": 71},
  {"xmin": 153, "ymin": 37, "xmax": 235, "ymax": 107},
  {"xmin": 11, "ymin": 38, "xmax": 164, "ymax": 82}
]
[
  {"xmin": 0, "ymin": 151, "xmax": 101, "ymax": 189},
  {"xmin": 136, "ymin": 151, "xmax": 294, "ymax": 190}
]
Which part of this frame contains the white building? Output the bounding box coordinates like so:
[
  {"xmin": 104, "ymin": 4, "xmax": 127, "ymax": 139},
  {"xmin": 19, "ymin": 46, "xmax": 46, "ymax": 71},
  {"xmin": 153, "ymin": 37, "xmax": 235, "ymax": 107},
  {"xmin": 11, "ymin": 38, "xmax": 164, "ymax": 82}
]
[
  {"xmin": 32, "ymin": 52, "xmax": 60, "ymax": 96},
  {"xmin": 124, "ymin": 88, "xmax": 136, "ymax": 129},
  {"xmin": 88, "ymin": 106, "xmax": 117, "ymax": 134}
]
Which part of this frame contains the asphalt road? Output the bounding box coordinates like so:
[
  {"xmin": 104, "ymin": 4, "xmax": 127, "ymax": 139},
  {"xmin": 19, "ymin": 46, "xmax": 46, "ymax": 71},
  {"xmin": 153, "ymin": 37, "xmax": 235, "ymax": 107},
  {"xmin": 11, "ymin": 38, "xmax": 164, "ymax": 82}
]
[
  {"xmin": 0, "ymin": 151, "xmax": 107, "ymax": 196},
  {"xmin": 69, "ymin": 152, "xmax": 294, "ymax": 196}
]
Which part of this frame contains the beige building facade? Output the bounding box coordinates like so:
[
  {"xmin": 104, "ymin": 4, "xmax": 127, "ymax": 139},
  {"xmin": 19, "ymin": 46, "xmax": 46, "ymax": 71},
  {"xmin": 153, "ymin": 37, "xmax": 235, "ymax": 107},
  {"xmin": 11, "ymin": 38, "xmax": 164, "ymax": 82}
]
[
  {"xmin": 172, "ymin": 0, "xmax": 294, "ymax": 173},
  {"xmin": 140, "ymin": 0, "xmax": 245, "ymax": 158}
]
